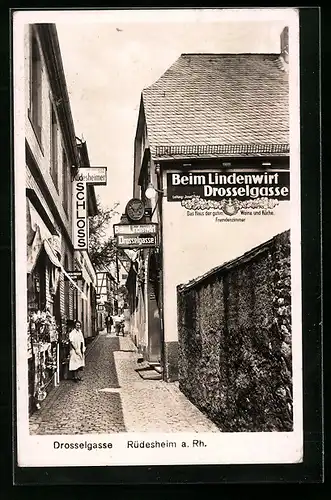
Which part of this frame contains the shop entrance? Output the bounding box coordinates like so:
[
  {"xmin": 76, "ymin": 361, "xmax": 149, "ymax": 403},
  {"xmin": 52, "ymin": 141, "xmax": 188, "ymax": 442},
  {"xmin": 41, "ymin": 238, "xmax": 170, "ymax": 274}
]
[
  {"xmin": 27, "ymin": 248, "xmax": 46, "ymax": 413},
  {"xmin": 27, "ymin": 248, "xmax": 60, "ymax": 411},
  {"xmin": 147, "ymin": 251, "xmax": 162, "ymax": 364}
]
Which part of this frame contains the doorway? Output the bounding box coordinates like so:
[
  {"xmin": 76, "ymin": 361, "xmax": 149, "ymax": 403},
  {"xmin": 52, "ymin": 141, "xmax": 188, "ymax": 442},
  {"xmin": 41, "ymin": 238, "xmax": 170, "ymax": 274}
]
[{"xmin": 147, "ymin": 251, "xmax": 162, "ymax": 363}]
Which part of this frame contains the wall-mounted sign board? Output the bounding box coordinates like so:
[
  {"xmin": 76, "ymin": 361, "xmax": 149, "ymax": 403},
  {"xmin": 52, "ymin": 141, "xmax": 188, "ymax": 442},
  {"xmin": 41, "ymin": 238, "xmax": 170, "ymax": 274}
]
[
  {"xmin": 166, "ymin": 171, "xmax": 290, "ymax": 201},
  {"xmin": 125, "ymin": 198, "xmax": 145, "ymax": 221},
  {"xmin": 64, "ymin": 271, "xmax": 83, "ymax": 281},
  {"xmin": 72, "ymin": 181, "xmax": 88, "ymax": 250},
  {"xmin": 74, "ymin": 167, "xmax": 107, "ymax": 185},
  {"xmin": 115, "ymin": 234, "xmax": 158, "ymax": 249},
  {"xmin": 113, "ymin": 223, "xmax": 158, "ymax": 236},
  {"xmin": 72, "ymin": 167, "xmax": 107, "ymax": 250}
]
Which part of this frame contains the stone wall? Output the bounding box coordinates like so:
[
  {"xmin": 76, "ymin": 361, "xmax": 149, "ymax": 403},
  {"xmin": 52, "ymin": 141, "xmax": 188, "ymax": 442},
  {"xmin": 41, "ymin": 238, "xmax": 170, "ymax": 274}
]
[{"xmin": 177, "ymin": 230, "xmax": 292, "ymax": 432}]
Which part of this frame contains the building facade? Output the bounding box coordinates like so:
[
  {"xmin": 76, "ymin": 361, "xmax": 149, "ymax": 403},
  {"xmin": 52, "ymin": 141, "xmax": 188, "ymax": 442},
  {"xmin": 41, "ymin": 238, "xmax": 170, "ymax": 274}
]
[
  {"xmin": 25, "ymin": 24, "xmax": 98, "ymax": 412},
  {"xmin": 96, "ymin": 270, "xmax": 118, "ymax": 329},
  {"xmin": 74, "ymin": 250, "xmax": 98, "ymax": 341},
  {"xmin": 129, "ymin": 28, "xmax": 290, "ymax": 381}
]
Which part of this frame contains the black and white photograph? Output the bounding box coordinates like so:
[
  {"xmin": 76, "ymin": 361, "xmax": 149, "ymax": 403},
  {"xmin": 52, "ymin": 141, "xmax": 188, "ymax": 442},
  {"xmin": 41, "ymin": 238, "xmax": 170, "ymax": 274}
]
[{"xmin": 13, "ymin": 8, "xmax": 302, "ymax": 467}]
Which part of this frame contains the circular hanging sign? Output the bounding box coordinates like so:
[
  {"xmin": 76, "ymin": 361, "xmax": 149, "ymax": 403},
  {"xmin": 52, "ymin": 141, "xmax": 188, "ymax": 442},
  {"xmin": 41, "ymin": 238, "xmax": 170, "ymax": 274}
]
[{"xmin": 125, "ymin": 198, "xmax": 145, "ymax": 221}]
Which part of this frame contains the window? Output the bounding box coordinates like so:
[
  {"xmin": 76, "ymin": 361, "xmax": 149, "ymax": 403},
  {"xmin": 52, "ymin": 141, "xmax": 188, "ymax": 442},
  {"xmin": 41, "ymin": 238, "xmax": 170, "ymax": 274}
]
[
  {"xmin": 85, "ymin": 283, "xmax": 89, "ymax": 329},
  {"xmin": 30, "ymin": 30, "xmax": 42, "ymax": 143},
  {"xmin": 73, "ymin": 288, "xmax": 78, "ymax": 320},
  {"xmin": 62, "ymin": 149, "xmax": 69, "ymax": 214},
  {"xmin": 64, "ymin": 255, "xmax": 70, "ymax": 319},
  {"xmin": 27, "ymin": 249, "xmax": 46, "ymax": 313},
  {"xmin": 50, "ymin": 104, "xmax": 58, "ymax": 189},
  {"xmin": 81, "ymin": 283, "xmax": 85, "ymax": 327}
]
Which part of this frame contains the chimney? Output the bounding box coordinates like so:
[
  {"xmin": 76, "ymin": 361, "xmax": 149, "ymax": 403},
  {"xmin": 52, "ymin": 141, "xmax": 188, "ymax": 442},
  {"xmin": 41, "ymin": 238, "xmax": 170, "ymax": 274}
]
[{"xmin": 280, "ymin": 26, "xmax": 289, "ymax": 64}]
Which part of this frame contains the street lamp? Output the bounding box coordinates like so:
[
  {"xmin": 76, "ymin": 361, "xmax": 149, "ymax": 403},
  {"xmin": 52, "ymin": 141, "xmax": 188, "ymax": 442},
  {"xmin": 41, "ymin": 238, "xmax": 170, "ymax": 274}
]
[{"xmin": 145, "ymin": 182, "xmax": 164, "ymax": 200}]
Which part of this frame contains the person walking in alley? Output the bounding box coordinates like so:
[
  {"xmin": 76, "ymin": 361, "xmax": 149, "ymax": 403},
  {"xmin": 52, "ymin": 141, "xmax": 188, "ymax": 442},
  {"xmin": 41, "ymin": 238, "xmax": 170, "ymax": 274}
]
[
  {"xmin": 105, "ymin": 313, "xmax": 113, "ymax": 334},
  {"xmin": 69, "ymin": 320, "xmax": 86, "ymax": 382},
  {"xmin": 114, "ymin": 312, "xmax": 124, "ymax": 336}
]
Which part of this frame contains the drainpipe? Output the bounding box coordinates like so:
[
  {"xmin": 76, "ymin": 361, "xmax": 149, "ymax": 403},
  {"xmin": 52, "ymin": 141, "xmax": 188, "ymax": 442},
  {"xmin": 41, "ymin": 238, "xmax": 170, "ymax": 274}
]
[{"xmin": 156, "ymin": 163, "xmax": 166, "ymax": 380}]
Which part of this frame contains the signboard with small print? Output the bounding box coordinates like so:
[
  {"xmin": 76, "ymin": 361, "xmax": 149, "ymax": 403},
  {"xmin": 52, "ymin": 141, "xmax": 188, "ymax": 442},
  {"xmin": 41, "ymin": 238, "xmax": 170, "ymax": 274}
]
[
  {"xmin": 113, "ymin": 223, "xmax": 158, "ymax": 236},
  {"xmin": 64, "ymin": 271, "xmax": 83, "ymax": 281}
]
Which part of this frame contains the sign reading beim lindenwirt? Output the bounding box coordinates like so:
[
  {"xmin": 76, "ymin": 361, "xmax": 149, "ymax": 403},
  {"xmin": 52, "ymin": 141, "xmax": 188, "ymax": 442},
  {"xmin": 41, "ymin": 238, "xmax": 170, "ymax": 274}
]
[
  {"xmin": 167, "ymin": 171, "xmax": 290, "ymax": 201},
  {"xmin": 114, "ymin": 224, "xmax": 158, "ymax": 249},
  {"xmin": 72, "ymin": 167, "xmax": 107, "ymax": 250},
  {"xmin": 113, "ymin": 223, "xmax": 158, "ymax": 235},
  {"xmin": 114, "ymin": 201, "xmax": 158, "ymax": 249}
]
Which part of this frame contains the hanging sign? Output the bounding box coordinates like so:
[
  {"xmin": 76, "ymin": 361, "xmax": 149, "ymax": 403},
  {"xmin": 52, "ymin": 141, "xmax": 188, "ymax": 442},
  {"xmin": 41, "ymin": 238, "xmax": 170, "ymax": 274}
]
[
  {"xmin": 167, "ymin": 171, "xmax": 290, "ymax": 201},
  {"xmin": 125, "ymin": 198, "xmax": 145, "ymax": 221},
  {"xmin": 113, "ymin": 223, "xmax": 158, "ymax": 236},
  {"xmin": 72, "ymin": 180, "xmax": 88, "ymax": 250},
  {"xmin": 74, "ymin": 167, "xmax": 107, "ymax": 185},
  {"xmin": 63, "ymin": 271, "xmax": 83, "ymax": 281},
  {"xmin": 72, "ymin": 167, "xmax": 107, "ymax": 250},
  {"xmin": 115, "ymin": 233, "xmax": 158, "ymax": 249}
]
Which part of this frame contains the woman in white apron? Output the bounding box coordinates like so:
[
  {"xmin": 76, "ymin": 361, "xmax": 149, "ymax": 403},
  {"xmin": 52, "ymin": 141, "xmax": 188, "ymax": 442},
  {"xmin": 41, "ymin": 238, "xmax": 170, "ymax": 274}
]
[{"xmin": 69, "ymin": 321, "xmax": 86, "ymax": 382}]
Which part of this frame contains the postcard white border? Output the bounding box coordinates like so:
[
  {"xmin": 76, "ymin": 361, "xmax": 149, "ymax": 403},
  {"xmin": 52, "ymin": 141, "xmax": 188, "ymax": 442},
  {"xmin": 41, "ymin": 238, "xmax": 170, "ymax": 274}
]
[{"xmin": 13, "ymin": 8, "xmax": 303, "ymax": 467}]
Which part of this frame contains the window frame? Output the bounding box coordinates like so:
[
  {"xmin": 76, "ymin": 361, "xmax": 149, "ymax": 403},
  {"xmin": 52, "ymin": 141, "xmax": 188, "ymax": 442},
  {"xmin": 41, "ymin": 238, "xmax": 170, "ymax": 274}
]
[{"xmin": 64, "ymin": 254, "xmax": 70, "ymax": 319}]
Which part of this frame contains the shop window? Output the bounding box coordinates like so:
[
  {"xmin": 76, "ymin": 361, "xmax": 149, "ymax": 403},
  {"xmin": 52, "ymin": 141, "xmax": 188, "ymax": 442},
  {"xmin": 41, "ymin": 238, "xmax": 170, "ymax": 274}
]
[
  {"xmin": 50, "ymin": 103, "xmax": 58, "ymax": 190},
  {"xmin": 90, "ymin": 286, "xmax": 95, "ymax": 336},
  {"xmin": 29, "ymin": 29, "xmax": 42, "ymax": 144},
  {"xmin": 73, "ymin": 288, "xmax": 78, "ymax": 320},
  {"xmin": 54, "ymin": 285, "xmax": 61, "ymax": 324},
  {"xmin": 27, "ymin": 249, "xmax": 46, "ymax": 313},
  {"xmin": 64, "ymin": 255, "xmax": 70, "ymax": 319},
  {"xmin": 81, "ymin": 284, "xmax": 85, "ymax": 328},
  {"xmin": 85, "ymin": 283, "xmax": 89, "ymax": 332}
]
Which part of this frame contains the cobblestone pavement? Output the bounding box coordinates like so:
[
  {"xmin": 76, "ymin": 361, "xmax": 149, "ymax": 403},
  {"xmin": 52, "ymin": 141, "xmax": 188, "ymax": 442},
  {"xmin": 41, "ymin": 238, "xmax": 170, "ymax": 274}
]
[{"xmin": 30, "ymin": 332, "xmax": 219, "ymax": 434}]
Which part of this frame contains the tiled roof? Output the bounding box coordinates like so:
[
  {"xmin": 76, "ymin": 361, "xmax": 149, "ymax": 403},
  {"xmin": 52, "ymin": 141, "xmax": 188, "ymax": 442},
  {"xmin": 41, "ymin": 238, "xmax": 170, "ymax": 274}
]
[{"xmin": 142, "ymin": 54, "xmax": 289, "ymax": 159}]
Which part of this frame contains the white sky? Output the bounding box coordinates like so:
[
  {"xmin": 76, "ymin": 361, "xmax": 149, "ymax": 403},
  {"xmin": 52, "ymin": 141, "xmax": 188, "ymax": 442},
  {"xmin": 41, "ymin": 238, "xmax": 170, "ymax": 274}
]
[{"xmin": 51, "ymin": 9, "xmax": 293, "ymax": 227}]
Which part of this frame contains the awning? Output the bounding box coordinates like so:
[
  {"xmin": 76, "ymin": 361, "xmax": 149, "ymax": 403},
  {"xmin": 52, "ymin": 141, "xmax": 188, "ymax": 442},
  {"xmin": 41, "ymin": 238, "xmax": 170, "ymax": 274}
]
[
  {"xmin": 27, "ymin": 199, "xmax": 60, "ymax": 269},
  {"xmin": 27, "ymin": 199, "xmax": 54, "ymax": 243},
  {"xmin": 44, "ymin": 241, "xmax": 87, "ymax": 300},
  {"xmin": 27, "ymin": 225, "xmax": 43, "ymax": 274},
  {"xmin": 26, "ymin": 201, "xmax": 87, "ymax": 300},
  {"xmin": 44, "ymin": 239, "xmax": 62, "ymax": 268},
  {"xmin": 26, "ymin": 198, "xmax": 35, "ymax": 246},
  {"xmin": 27, "ymin": 233, "xmax": 62, "ymax": 276}
]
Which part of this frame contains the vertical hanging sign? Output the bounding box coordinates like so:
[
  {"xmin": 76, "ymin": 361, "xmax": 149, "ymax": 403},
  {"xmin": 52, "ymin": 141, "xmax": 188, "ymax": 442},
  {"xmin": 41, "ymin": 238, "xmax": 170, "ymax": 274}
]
[
  {"xmin": 72, "ymin": 167, "xmax": 107, "ymax": 250},
  {"xmin": 73, "ymin": 180, "xmax": 88, "ymax": 249}
]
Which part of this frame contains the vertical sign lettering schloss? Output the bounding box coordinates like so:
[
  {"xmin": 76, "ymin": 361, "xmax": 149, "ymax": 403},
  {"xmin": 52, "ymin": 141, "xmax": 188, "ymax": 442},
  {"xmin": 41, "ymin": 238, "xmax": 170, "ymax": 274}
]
[
  {"xmin": 72, "ymin": 167, "xmax": 107, "ymax": 251},
  {"xmin": 72, "ymin": 181, "xmax": 88, "ymax": 250}
]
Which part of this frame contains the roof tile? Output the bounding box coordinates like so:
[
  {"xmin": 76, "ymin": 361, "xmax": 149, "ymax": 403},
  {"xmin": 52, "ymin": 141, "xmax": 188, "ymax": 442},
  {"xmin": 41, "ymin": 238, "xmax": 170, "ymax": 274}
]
[{"xmin": 142, "ymin": 54, "xmax": 289, "ymax": 158}]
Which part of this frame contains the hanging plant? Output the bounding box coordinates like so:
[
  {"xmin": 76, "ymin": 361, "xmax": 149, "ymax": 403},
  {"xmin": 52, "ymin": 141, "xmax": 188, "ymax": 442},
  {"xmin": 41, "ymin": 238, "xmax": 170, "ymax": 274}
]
[{"xmin": 28, "ymin": 309, "xmax": 59, "ymax": 410}]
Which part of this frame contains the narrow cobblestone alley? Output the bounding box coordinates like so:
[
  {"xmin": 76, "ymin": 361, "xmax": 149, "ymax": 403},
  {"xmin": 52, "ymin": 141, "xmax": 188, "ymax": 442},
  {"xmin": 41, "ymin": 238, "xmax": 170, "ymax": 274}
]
[{"xmin": 29, "ymin": 332, "xmax": 220, "ymax": 434}]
